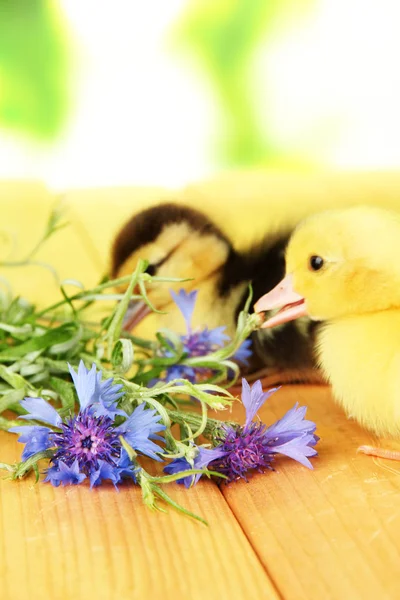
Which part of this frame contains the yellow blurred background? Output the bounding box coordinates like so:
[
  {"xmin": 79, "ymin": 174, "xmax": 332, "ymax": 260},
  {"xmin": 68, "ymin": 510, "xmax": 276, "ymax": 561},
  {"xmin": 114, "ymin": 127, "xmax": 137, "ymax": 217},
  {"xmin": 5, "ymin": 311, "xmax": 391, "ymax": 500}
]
[
  {"xmin": 3, "ymin": 0, "xmax": 400, "ymax": 319},
  {"xmin": 1, "ymin": 0, "xmax": 400, "ymax": 191}
]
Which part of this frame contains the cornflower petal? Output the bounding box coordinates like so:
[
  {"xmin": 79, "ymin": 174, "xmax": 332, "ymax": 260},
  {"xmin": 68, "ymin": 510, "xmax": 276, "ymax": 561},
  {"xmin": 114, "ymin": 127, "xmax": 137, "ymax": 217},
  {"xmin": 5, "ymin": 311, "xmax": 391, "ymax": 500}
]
[
  {"xmin": 69, "ymin": 361, "xmax": 126, "ymax": 418},
  {"xmin": 45, "ymin": 459, "xmax": 86, "ymax": 487},
  {"xmin": 116, "ymin": 448, "xmax": 138, "ymax": 482},
  {"xmin": 163, "ymin": 457, "xmax": 191, "ymax": 483},
  {"xmin": 269, "ymin": 433, "xmax": 318, "ymax": 469},
  {"xmin": 197, "ymin": 326, "xmax": 229, "ymax": 347},
  {"xmin": 115, "ymin": 403, "xmax": 165, "ymax": 461},
  {"xmin": 44, "ymin": 465, "xmax": 63, "ymax": 487},
  {"xmin": 164, "ymin": 365, "xmax": 196, "ymax": 383},
  {"xmin": 265, "ymin": 403, "xmax": 316, "ymax": 437},
  {"xmin": 233, "ymin": 339, "xmax": 252, "ymax": 365},
  {"xmin": 241, "ymin": 379, "xmax": 279, "ymax": 427},
  {"xmin": 10, "ymin": 425, "xmax": 53, "ymax": 461},
  {"xmin": 97, "ymin": 373, "xmax": 125, "ymax": 404},
  {"xmin": 164, "ymin": 445, "xmax": 227, "ymax": 488},
  {"xmin": 90, "ymin": 459, "xmax": 121, "ymax": 488},
  {"xmin": 68, "ymin": 361, "xmax": 98, "ymax": 409},
  {"xmin": 170, "ymin": 289, "xmax": 197, "ymax": 330},
  {"xmin": 20, "ymin": 397, "xmax": 62, "ymax": 428},
  {"xmin": 192, "ymin": 447, "xmax": 228, "ymax": 484},
  {"xmin": 92, "ymin": 399, "xmax": 127, "ymax": 420}
]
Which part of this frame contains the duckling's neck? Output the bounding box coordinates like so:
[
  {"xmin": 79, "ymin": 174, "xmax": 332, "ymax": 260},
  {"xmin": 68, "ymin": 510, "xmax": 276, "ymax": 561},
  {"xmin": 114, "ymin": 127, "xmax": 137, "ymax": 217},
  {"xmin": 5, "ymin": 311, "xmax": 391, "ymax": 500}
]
[{"xmin": 317, "ymin": 309, "xmax": 400, "ymax": 436}]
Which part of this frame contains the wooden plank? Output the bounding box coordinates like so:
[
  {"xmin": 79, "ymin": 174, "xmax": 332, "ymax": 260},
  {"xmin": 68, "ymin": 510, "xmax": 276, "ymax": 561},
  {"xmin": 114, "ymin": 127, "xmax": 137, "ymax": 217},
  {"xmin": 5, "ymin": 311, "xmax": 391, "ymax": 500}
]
[
  {"xmin": 0, "ymin": 432, "xmax": 279, "ymax": 600},
  {"xmin": 222, "ymin": 386, "xmax": 400, "ymax": 600}
]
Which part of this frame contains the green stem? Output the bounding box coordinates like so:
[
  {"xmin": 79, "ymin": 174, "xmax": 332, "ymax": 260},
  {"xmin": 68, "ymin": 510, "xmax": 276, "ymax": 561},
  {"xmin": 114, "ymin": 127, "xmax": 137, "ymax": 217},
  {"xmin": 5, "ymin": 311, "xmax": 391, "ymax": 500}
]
[
  {"xmin": 180, "ymin": 400, "xmax": 208, "ymax": 442},
  {"xmin": 0, "ymin": 416, "xmax": 35, "ymax": 430},
  {"xmin": 152, "ymin": 486, "xmax": 207, "ymax": 525},
  {"xmin": 167, "ymin": 409, "xmax": 228, "ymax": 441}
]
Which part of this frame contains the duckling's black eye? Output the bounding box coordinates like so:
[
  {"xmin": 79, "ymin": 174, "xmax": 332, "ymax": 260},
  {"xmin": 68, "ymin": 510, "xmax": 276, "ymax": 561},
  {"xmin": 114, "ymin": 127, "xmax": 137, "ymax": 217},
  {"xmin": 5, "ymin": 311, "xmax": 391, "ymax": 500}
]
[
  {"xmin": 146, "ymin": 264, "xmax": 156, "ymax": 276},
  {"xmin": 309, "ymin": 255, "xmax": 324, "ymax": 271}
]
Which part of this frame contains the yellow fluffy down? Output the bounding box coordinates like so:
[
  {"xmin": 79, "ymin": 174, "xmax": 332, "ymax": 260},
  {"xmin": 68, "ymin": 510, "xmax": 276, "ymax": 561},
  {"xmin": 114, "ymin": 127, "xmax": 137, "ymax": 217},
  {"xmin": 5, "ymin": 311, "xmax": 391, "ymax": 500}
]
[{"xmin": 318, "ymin": 311, "xmax": 400, "ymax": 437}]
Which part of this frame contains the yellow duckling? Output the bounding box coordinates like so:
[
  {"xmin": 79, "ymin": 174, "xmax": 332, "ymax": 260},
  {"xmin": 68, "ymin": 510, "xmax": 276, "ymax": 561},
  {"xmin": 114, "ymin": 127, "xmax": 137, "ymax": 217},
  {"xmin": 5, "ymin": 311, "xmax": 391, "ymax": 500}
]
[{"xmin": 254, "ymin": 205, "xmax": 400, "ymax": 456}]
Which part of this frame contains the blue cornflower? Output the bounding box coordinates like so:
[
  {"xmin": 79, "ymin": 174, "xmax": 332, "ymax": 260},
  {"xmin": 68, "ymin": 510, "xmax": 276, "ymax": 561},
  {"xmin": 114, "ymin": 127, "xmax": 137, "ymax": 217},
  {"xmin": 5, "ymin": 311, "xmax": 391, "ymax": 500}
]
[
  {"xmin": 171, "ymin": 289, "xmax": 197, "ymax": 331},
  {"xmin": 45, "ymin": 459, "xmax": 87, "ymax": 486},
  {"xmin": 232, "ymin": 338, "xmax": 252, "ymax": 366},
  {"xmin": 158, "ymin": 289, "xmax": 252, "ymax": 383},
  {"xmin": 164, "ymin": 445, "xmax": 227, "ymax": 488},
  {"xmin": 164, "ymin": 378, "xmax": 318, "ymax": 486},
  {"xmin": 68, "ymin": 361, "xmax": 126, "ymax": 419},
  {"xmin": 11, "ymin": 361, "xmax": 165, "ymax": 487},
  {"xmin": 10, "ymin": 424, "xmax": 54, "ymax": 461},
  {"xmin": 210, "ymin": 379, "xmax": 319, "ymax": 481},
  {"xmin": 115, "ymin": 403, "xmax": 166, "ymax": 461}
]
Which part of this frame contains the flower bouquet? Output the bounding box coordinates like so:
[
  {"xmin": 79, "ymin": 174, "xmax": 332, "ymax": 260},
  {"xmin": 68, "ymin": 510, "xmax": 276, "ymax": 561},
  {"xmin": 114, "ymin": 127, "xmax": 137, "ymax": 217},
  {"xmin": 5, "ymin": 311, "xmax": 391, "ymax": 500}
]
[{"xmin": 0, "ymin": 207, "xmax": 318, "ymax": 523}]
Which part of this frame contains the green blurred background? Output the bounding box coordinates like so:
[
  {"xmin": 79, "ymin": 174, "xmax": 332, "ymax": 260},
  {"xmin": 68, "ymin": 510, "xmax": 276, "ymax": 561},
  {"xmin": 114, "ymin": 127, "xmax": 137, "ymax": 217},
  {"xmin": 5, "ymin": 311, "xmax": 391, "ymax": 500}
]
[{"xmin": 0, "ymin": 0, "xmax": 399, "ymax": 189}]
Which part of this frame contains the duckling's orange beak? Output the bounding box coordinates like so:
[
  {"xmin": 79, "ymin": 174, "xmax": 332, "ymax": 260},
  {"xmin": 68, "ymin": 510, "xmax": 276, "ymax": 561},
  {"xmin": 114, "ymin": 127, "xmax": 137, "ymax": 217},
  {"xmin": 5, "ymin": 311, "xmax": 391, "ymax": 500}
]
[{"xmin": 254, "ymin": 274, "xmax": 307, "ymax": 328}]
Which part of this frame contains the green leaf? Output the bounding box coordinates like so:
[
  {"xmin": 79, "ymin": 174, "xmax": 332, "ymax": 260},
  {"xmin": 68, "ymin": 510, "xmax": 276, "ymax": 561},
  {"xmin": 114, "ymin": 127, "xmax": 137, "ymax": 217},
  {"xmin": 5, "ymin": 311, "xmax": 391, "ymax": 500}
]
[
  {"xmin": 11, "ymin": 449, "xmax": 55, "ymax": 480},
  {"xmin": 111, "ymin": 338, "xmax": 134, "ymax": 374},
  {"xmin": 48, "ymin": 324, "xmax": 82, "ymax": 354},
  {"xmin": 19, "ymin": 364, "xmax": 46, "ymax": 377},
  {"xmin": 0, "ymin": 462, "xmax": 14, "ymax": 472},
  {"xmin": 60, "ymin": 279, "xmax": 85, "ymax": 290},
  {"xmin": 0, "ymin": 364, "xmax": 28, "ymax": 389},
  {"xmin": 0, "ymin": 415, "xmax": 36, "ymax": 430},
  {"xmin": 0, "ymin": 322, "xmax": 33, "ymax": 336},
  {"xmin": 0, "ymin": 387, "xmax": 26, "ymax": 413},
  {"xmin": 105, "ymin": 261, "xmax": 148, "ymax": 360},
  {"xmin": 29, "ymin": 370, "xmax": 50, "ymax": 385},
  {"xmin": 38, "ymin": 357, "xmax": 71, "ymax": 374},
  {"xmin": 0, "ymin": 322, "xmax": 79, "ymax": 360},
  {"xmin": 150, "ymin": 380, "xmax": 232, "ymax": 410},
  {"xmin": 138, "ymin": 279, "xmax": 166, "ymax": 315},
  {"xmin": 156, "ymin": 329, "xmax": 185, "ymax": 357},
  {"xmin": 133, "ymin": 366, "xmax": 165, "ymax": 386},
  {"xmin": 6, "ymin": 297, "xmax": 33, "ymax": 324},
  {"xmin": 121, "ymin": 331, "xmax": 154, "ymax": 350},
  {"xmin": 49, "ymin": 376, "xmax": 76, "ymax": 411},
  {"xmin": 152, "ymin": 486, "xmax": 207, "ymax": 525}
]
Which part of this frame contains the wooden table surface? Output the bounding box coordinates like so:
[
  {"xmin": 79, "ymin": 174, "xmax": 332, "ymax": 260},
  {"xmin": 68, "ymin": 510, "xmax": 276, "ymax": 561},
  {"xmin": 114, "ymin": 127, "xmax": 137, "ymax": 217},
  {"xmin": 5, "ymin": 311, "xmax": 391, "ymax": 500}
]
[
  {"xmin": 2, "ymin": 387, "xmax": 400, "ymax": 600},
  {"xmin": 2, "ymin": 179, "xmax": 400, "ymax": 600}
]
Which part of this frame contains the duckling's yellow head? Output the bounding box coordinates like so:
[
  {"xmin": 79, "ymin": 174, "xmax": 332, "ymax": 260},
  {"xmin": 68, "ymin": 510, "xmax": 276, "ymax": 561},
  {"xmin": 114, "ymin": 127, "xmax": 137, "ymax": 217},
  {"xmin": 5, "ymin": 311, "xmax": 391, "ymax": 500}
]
[
  {"xmin": 255, "ymin": 205, "xmax": 400, "ymax": 326},
  {"xmin": 112, "ymin": 203, "xmax": 231, "ymax": 328}
]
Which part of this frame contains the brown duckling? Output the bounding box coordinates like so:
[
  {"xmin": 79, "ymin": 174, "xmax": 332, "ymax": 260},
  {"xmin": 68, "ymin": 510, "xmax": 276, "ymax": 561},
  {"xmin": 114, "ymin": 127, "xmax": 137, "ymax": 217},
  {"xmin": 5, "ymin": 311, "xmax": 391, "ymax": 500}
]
[{"xmin": 111, "ymin": 202, "xmax": 323, "ymax": 385}]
